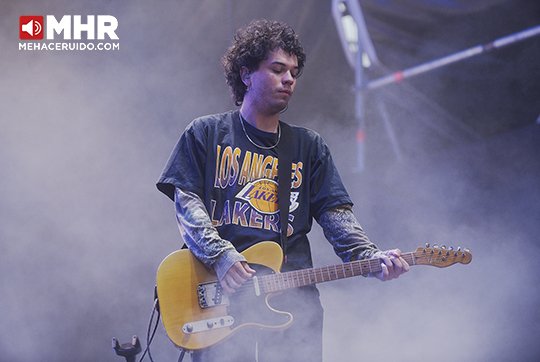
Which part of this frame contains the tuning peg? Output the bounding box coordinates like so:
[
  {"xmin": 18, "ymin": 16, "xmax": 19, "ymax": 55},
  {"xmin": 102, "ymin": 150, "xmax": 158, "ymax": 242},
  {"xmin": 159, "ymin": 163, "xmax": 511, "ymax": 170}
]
[
  {"xmin": 449, "ymin": 246, "xmax": 454, "ymax": 250},
  {"xmin": 457, "ymin": 247, "xmax": 461, "ymax": 251},
  {"xmin": 433, "ymin": 244, "xmax": 439, "ymax": 249},
  {"xmin": 464, "ymin": 248, "xmax": 470, "ymax": 253},
  {"xmin": 425, "ymin": 243, "xmax": 430, "ymax": 248},
  {"xmin": 441, "ymin": 244, "xmax": 447, "ymax": 250}
]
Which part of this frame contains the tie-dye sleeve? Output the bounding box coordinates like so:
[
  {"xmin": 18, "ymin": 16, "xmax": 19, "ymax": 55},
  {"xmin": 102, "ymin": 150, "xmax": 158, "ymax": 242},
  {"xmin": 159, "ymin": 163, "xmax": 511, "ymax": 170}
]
[
  {"xmin": 174, "ymin": 187, "xmax": 246, "ymax": 281},
  {"xmin": 318, "ymin": 204, "xmax": 385, "ymax": 263}
]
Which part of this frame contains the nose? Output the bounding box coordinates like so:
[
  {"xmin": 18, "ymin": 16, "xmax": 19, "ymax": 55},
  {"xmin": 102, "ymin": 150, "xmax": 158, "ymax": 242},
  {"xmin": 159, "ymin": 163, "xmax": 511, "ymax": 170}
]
[{"xmin": 283, "ymin": 70, "xmax": 295, "ymax": 85}]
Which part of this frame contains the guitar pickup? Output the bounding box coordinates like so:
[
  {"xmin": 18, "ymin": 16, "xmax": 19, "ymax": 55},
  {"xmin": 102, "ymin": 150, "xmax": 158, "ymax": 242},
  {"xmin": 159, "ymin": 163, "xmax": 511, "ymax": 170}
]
[{"xmin": 197, "ymin": 281, "xmax": 230, "ymax": 308}]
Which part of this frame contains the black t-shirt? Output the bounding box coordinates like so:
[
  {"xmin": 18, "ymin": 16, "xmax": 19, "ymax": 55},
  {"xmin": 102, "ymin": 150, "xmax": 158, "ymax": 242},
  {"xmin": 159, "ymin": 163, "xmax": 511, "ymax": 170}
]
[{"xmin": 157, "ymin": 110, "xmax": 352, "ymax": 272}]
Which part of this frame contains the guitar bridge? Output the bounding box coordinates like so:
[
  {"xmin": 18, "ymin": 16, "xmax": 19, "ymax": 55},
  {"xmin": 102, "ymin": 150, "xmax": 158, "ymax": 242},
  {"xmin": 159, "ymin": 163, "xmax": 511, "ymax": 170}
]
[{"xmin": 197, "ymin": 281, "xmax": 230, "ymax": 308}]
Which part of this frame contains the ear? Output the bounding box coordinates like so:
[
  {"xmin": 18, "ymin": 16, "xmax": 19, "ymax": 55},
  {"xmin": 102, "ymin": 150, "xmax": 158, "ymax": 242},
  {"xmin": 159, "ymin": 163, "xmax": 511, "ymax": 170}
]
[{"xmin": 240, "ymin": 67, "xmax": 251, "ymax": 86}]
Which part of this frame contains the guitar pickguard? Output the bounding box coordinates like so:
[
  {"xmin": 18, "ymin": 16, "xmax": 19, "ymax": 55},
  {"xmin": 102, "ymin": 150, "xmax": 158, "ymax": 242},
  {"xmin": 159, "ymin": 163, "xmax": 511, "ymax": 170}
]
[{"xmin": 227, "ymin": 263, "xmax": 291, "ymax": 329}]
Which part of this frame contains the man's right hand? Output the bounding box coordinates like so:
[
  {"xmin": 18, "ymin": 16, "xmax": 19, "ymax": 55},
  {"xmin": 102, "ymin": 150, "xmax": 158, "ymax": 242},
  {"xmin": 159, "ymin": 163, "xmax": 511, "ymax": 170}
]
[{"xmin": 221, "ymin": 261, "xmax": 256, "ymax": 294}]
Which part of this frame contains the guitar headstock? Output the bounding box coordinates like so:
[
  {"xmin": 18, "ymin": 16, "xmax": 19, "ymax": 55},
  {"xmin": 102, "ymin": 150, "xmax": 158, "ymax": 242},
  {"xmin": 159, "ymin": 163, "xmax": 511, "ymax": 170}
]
[{"xmin": 412, "ymin": 244, "xmax": 472, "ymax": 268}]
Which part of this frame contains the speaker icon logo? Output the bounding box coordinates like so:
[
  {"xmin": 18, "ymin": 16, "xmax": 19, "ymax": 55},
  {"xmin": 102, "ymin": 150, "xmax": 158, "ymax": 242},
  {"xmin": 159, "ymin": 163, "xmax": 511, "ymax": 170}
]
[{"xmin": 20, "ymin": 16, "xmax": 44, "ymax": 40}]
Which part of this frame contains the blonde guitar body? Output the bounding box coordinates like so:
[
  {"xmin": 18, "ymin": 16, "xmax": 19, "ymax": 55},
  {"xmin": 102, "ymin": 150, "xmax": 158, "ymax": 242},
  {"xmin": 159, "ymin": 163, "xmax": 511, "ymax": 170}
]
[
  {"xmin": 157, "ymin": 241, "xmax": 472, "ymax": 352},
  {"xmin": 156, "ymin": 241, "xmax": 289, "ymax": 352}
]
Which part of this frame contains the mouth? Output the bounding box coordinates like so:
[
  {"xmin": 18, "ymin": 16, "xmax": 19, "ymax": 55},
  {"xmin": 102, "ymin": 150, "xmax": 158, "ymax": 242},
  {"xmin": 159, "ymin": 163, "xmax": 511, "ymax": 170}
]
[{"xmin": 278, "ymin": 89, "xmax": 292, "ymax": 97}]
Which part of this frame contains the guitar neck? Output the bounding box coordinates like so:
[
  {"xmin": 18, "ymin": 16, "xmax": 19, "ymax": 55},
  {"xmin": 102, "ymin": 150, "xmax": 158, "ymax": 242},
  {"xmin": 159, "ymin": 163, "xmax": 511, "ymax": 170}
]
[{"xmin": 260, "ymin": 253, "xmax": 415, "ymax": 293}]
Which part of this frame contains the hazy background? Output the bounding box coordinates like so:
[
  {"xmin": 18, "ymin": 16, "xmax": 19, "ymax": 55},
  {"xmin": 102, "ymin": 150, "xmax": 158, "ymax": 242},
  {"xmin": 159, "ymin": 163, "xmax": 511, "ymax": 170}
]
[{"xmin": 2, "ymin": 0, "xmax": 539, "ymax": 361}]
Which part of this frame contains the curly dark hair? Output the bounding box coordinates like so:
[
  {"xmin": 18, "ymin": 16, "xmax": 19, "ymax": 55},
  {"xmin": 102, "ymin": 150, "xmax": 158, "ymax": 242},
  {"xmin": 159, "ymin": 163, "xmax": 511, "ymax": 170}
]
[{"xmin": 222, "ymin": 19, "xmax": 306, "ymax": 106}]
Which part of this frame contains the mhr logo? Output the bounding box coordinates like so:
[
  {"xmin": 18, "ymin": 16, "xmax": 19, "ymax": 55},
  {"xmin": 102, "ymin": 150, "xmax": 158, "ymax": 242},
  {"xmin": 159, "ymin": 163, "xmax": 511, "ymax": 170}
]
[{"xmin": 19, "ymin": 15, "xmax": 118, "ymax": 40}]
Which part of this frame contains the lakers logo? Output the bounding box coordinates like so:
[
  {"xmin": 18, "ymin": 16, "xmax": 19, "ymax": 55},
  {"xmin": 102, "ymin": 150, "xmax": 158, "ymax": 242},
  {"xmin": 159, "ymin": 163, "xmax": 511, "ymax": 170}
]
[{"xmin": 237, "ymin": 179, "xmax": 279, "ymax": 214}]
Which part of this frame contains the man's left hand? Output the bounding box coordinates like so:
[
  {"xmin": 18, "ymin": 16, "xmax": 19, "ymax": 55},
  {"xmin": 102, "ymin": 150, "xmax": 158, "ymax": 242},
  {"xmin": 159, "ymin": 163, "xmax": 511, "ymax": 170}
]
[{"xmin": 376, "ymin": 249, "xmax": 410, "ymax": 281}]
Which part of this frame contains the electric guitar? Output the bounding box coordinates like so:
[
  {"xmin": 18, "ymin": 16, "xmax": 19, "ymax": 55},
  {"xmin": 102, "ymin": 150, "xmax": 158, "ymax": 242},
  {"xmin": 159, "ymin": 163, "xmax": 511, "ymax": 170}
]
[{"xmin": 156, "ymin": 241, "xmax": 472, "ymax": 352}]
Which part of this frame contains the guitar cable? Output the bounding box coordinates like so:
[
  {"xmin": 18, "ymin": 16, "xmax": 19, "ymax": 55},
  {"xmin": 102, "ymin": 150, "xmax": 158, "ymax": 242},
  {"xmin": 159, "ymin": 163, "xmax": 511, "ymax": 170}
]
[
  {"xmin": 137, "ymin": 291, "xmax": 160, "ymax": 362},
  {"xmin": 136, "ymin": 286, "xmax": 187, "ymax": 362}
]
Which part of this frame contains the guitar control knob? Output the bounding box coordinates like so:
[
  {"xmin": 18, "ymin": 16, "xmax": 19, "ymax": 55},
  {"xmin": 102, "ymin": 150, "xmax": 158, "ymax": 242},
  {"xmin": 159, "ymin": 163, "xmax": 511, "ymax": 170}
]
[
  {"xmin": 207, "ymin": 320, "xmax": 214, "ymax": 329},
  {"xmin": 186, "ymin": 324, "xmax": 193, "ymax": 333}
]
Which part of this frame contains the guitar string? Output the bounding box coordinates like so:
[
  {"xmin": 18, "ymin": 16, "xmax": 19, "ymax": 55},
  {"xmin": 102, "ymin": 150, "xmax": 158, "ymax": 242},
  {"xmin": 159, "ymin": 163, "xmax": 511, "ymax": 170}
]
[
  {"xmin": 224, "ymin": 252, "xmax": 467, "ymax": 296},
  {"xmin": 227, "ymin": 259, "xmax": 382, "ymax": 296},
  {"xmin": 237, "ymin": 257, "xmax": 378, "ymax": 293}
]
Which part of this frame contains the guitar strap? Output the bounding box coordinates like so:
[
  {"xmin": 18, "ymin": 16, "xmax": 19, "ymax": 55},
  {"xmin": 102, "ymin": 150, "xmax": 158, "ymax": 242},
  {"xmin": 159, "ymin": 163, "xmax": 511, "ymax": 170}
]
[{"xmin": 278, "ymin": 121, "xmax": 293, "ymax": 263}]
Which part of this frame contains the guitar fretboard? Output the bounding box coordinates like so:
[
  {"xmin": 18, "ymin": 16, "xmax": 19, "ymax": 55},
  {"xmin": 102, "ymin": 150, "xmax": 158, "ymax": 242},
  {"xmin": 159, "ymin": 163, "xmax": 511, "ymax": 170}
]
[{"xmin": 260, "ymin": 253, "xmax": 416, "ymax": 293}]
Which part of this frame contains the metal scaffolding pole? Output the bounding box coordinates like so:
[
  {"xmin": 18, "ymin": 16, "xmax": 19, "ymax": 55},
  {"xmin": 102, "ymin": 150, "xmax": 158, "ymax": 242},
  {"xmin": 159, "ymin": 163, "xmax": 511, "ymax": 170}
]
[{"xmin": 367, "ymin": 25, "xmax": 540, "ymax": 90}]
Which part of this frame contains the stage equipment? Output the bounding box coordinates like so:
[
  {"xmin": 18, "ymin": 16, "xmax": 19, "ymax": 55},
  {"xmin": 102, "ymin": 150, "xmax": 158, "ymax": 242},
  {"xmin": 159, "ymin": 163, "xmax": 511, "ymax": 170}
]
[
  {"xmin": 332, "ymin": 0, "xmax": 400, "ymax": 171},
  {"xmin": 333, "ymin": 1, "xmax": 540, "ymax": 170},
  {"xmin": 112, "ymin": 336, "xmax": 141, "ymax": 362}
]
